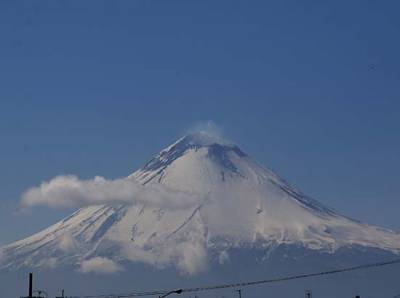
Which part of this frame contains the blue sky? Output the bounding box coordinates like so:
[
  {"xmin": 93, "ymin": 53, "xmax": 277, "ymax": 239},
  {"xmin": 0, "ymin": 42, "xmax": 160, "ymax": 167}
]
[{"xmin": 0, "ymin": 0, "xmax": 399, "ymax": 245}]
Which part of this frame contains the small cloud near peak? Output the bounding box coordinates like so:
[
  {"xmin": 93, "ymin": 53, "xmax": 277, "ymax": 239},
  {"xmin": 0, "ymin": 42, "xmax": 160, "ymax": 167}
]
[{"xmin": 182, "ymin": 121, "xmax": 232, "ymax": 146}]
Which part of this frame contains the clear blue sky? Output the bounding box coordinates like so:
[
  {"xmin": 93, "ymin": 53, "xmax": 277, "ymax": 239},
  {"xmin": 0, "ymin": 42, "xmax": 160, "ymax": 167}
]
[{"xmin": 1, "ymin": 0, "xmax": 399, "ymax": 245}]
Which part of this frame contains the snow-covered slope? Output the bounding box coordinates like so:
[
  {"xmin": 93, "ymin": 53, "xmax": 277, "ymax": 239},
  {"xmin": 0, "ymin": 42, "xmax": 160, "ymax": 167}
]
[{"xmin": 1, "ymin": 132, "xmax": 400, "ymax": 273}]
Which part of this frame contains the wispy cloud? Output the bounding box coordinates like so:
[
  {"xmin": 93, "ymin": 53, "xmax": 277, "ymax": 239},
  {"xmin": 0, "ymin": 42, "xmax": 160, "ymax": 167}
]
[
  {"xmin": 21, "ymin": 175, "xmax": 201, "ymax": 210},
  {"xmin": 80, "ymin": 257, "xmax": 123, "ymax": 274},
  {"xmin": 185, "ymin": 120, "xmax": 228, "ymax": 143}
]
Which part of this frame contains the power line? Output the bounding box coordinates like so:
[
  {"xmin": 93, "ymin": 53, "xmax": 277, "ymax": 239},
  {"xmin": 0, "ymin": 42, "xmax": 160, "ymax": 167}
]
[{"xmin": 77, "ymin": 258, "xmax": 400, "ymax": 298}]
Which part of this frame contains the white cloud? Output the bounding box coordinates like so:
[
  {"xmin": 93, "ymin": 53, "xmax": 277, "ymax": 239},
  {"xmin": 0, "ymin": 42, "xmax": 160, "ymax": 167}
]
[
  {"xmin": 121, "ymin": 243, "xmax": 208, "ymax": 275},
  {"xmin": 176, "ymin": 239, "xmax": 208, "ymax": 274},
  {"xmin": 21, "ymin": 175, "xmax": 201, "ymax": 210},
  {"xmin": 185, "ymin": 120, "xmax": 227, "ymax": 143},
  {"xmin": 80, "ymin": 257, "xmax": 123, "ymax": 274},
  {"xmin": 39, "ymin": 257, "xmax": 58, "ymax": 269},
  {"xmin": 58, "ymin": 233, "xmax": 78, "ymax": 252}
]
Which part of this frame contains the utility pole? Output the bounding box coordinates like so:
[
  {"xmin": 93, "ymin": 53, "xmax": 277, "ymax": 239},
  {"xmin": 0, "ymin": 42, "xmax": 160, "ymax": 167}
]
[
  {"xmin": 20, "ymin": 273, "xmax": 44, "ymax": 298},
  {"xmin": 235, "ymin": 289, "xmax": 242, "ymax": 298},
  {"xmin": 29, "ymin": 273, "xmax": 33, "ymax": 298}
]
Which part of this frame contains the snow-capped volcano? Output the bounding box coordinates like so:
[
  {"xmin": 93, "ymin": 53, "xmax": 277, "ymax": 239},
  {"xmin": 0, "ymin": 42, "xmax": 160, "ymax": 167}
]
[{"xmin": 1, "ymin": 132, "xmax": 400, "ymax": 273}]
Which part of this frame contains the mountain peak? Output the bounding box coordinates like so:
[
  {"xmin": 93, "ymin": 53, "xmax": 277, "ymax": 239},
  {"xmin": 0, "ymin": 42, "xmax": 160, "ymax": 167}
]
[
  {"xmin": 132, "ymin": 132, "xmax": 246, "ymax": 187},
  {"xmin": 176, "ymin": 132, "xmax": 232, "ymax": 148},
  {"xmin": 166, "ymin": 132, "xmax": 246, "ymax": 158}
]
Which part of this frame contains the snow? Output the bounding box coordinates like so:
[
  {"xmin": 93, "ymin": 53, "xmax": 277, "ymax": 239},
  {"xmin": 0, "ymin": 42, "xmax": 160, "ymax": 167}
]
[{"xmin": 1, "ymin": 132, "xmax": 400, "ymax": 274}]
